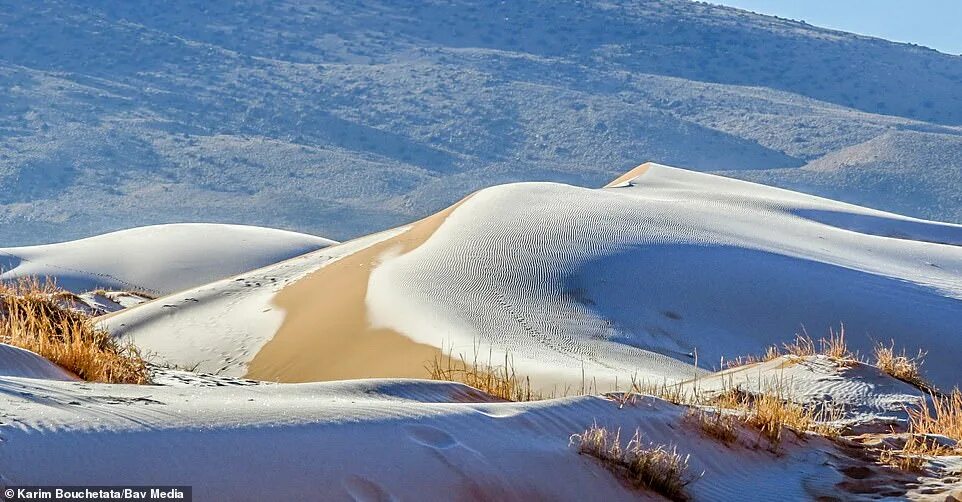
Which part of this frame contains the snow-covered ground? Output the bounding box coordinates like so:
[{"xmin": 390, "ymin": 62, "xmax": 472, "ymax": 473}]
[
  {"xmin": 685, "ymin": 355, "xmax": 928, "ymax": 433},
  {"xmin": 2, "ymin": 355, "xmax": 953, "ymax": 501},
  {"xmin": 2, "ymin": 0, "xmax": 962, "ymax": 245},
  {"xmin": 0, "ymin": 223, "xmax": 335, "ymax": 295},
  {"xmin": 105, "ymin": 165, "xmax": 962, "ymax": 392}
]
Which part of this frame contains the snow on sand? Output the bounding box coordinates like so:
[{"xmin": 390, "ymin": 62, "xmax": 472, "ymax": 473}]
[
  {"xmin": 0, "ymin": 223, "xmax": 335, "ymax": 296},
  {"xmin": 105, "ymin": 164, "xmax": 962, "ymax": 392}
]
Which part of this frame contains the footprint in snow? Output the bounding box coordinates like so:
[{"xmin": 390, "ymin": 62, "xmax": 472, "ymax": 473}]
[{"xmin": 403, "ymin": 424, "xmax": 458, "ymax": 449}]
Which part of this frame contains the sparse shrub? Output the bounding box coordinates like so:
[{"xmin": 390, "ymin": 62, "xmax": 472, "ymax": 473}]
[
  {"xmin": 571, "ymin": 424, "xmax": 695, "ymax": 501},
  {"xmin": 686, "ymin": 408, "xmax": 738, "ymax": 445},
  {"xmin": 705, "ymin": 382, "xmax": 841, "ymax": 448},
  {"xmin": 878, "ymin": 435, "xmax": 928, "ymax": 472},
  {"xmin": 426, "ymin": 343, "xmax": 539, "ymax": 401},
  {"xmin": 820, "ymin": 325, "xmax": 853, "ymax": 362},
  {"xmin": 873, "ymin": 341, "xmax": 928, "ymax": 390},
  {"xmin": 0, "ymin": 278, "xmax": 150, "ymax": 384},
  {"xmin": 908, "ymin": 389, "xmax": 962, "ymax": 448},
  {"xmin": 782, "ymin": 331, "xmax": 817, "ymax": 357}
]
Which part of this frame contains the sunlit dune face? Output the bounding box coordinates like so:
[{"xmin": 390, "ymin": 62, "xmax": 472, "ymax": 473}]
[{"xmin": 603, "ymin": 162, "xmax": 653, "ymax": 188}]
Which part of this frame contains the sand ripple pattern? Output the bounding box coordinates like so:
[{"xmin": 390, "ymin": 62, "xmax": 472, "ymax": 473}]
[{"xmin": 367, "ymin": 164, "xmax": 962, "ymax": 390}]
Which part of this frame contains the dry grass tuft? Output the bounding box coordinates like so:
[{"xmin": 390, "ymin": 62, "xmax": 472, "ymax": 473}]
[
  {"xmin": 427, "ymin": 343, "xmax": 539, "ymax": 401},
  {"xmin": 744, "ymin": 391, "xmax": 808, "ymax": 445},
  {"xmin": 873, "ymin": 341, "xmax": 928, "ymax": 390},
  {"xmin": 0, "ymin": 278, "xmax": 150, "ymax": 384},
  {"xmin": 878, "ymin": 435, "xmax": 929, "ymax": 472},
  {"xmin": 819, "ymin": 325, "xmax": 854, "ymax": 362},
  {"xmin": 685, "ymin": 408, "xmax": 738, "ymax": 445},
  {"xmin": 782, "ymin": 332, "xmax": 817, "ymax": 357},
  {"xmin": 722, "ymin": 345, "xmax": 781, "ymax": 369},
  {"xmin": 726, "ymin": 325, "xmax": 854, "ymax": 369},
  {"xmin": 908, "ymin": 390, "xmax": 962, "ymax": 448},
  {"xmin": 571, "ymin": 423, "xmax": 695, "ymax": 501},
  {"xmin": 631, "ymin": 378, "xmax": 692, "ymax": 406},
  {"xmin": 705, "ymin": 383, "xmax": 841, "ymax": 448},
  {"xmin": 871, "ymin": 389, "xmax": 959, "ymax": 471}
]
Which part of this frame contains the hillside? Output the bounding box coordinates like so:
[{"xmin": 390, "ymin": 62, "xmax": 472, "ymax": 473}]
[
  {"xmin": 726, "ymin": 130, "xmax": 962, "ymax": 223},
  {"xmin": 2, "ymin": 0, "xmax": 962, "ymax": 245}
]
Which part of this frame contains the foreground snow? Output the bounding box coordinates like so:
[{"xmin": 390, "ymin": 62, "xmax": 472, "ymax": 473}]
[
  {"xmin": 0, "ymin": 358, "xmax": 944, "ymax": 501},
  {"xmin": 106, "ymin": 165, "xmax": 962, "ymax": 391},
  {"xmin": 0, "ymin": 223, "xmax": 336, "ymax": 295}
]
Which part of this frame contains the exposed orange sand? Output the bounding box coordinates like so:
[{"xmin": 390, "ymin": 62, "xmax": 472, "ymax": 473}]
[
  {"xmin": 245, "ymin": 198, "xmax": 471, "ymax": 382},
  {"xmin": 604, "ymin": 162, "xmax": 653, "ymax": 188}
]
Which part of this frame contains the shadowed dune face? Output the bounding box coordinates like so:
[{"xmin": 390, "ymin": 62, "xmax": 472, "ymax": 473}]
[{"xmin": 244, "ymin": 199, "xmax": 471, "ymax": 383}]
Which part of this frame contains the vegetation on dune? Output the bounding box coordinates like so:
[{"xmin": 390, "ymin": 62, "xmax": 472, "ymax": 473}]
[
  {"xmin": 881, "ymin": 388, "xmax": 962, "ymax": 469},
  {"xmin": 684, "ymin": 407, "xmax": 738, "ymax": 446},
  {"xmin": 872, "ymin": 340, "xmax": 928, "ymax": 390},
  {"xmin": 725, "ymin": 325, "xmax": 856, "ymax": 368},
  {"xmin": 427, "ymin": 343, "xmax": 540, "ymax": 401},
  {"xmin": 910, "ymin": 389, "xmax": 962, "ymax": 445},
  {"xmin": 0, "ymin": 278, "xmax": 150, "ymax": 384},
  {"xmin": 571, "ymin": 424, "xmax": 694, "ymax": 501},
  {"xmin": 427, "ymin": 326, "xmax": 955, "ymax": 483}
]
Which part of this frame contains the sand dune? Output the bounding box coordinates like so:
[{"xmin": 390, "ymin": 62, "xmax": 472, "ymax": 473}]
[
  {"xmin": 0, "ymin": 223, "xmax": 335, "ymax": 295},
  {"xmin": 0, "ymin": 366, "xmax": 911, "ymax": 501},
  {"xmin": 246, "ymin": 198, "xmax": 471, "ymax": 382},
  {"xmin": 0, "ymin": 343, "xmax": 77, "ymax": 381},
  {"xmin": 106, "ymin": 164, "xmax": 962, "ymax": 391}
]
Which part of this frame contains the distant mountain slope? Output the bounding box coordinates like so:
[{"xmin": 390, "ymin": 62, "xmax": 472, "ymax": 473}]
[
  {"xmin": 725, "ymin": 131, "xmax": 962, "ymax": 223},
  {"xmin": 105, "ymin": 165, "xmax": 962, "ymax": 391},
  {"xmin": 1, "ymin": 0, "xmax": 961, "ymax": 244},
  {"xmin": 0, "ymin": 224, "xmax": 335, "ymax": 295}
]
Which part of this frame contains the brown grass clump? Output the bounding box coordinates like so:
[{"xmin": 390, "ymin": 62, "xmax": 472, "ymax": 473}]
[
  {"xmin": 427, "ymin": 343, "xmax": 539, "ymax": 401},
  {"xmin": 819, "ymin": 325, "xmax": 853, "ymax": 362},
  {"xmin": 873, "ymin": 341, "xmax": 928, "ymax": 390},
  {"xmin": 908, "ymin": 390, "xmax": 962, "ymax": 448},
  {"xmin": 571, "ymin": 424, "xmax": 695, "ymax": 501},
  {"xmin": 743, "ymin": 391, "xmax": 816, "ymax": 446},
  {"xmin": 782, "ymin": 332, "xmax": 817, "ymax": 357},
  {"xmin": 878, "ymin": 435, "xmax": 929, "ymax": 472},
  {"xmin": 0, "ymin": 279, "xmax": 150, "ymax": 384},
  {"xmin": 705, "ymin": 383, "xmax": 841, "ymax": 448},
  {"xmin": 725, "ymin": 325, "xmax": 854, "ymax": 369},
  {"xmin": 870, "ymin": 389, "xmax": 960, "ymax": 471},
  {"xmin": 685, "ymin": 408, "xmax": 738, "ymax": 445}
]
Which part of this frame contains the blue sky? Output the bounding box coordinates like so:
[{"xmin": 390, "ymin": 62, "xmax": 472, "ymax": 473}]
[{"xmin": 707, "ymin": 0, "xmax": 962, "ymax": 55}]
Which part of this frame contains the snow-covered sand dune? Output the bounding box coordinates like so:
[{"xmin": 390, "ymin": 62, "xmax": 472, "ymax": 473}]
[
  {"xmin": 0, "ymin": 224, "xmax": 336, "ymax": 295},
  {"xmin": 0, "ymin": 344, "xmax": 77, "ymax": 381},
  {"xmin": 106, "ymin": 164, "xmax": 962, "ymax": 390},
  {"xmin": 0, "ymin": 367, "xmax": 907, "ymax": 501},
  {"xmin": 684, "ymin": 355, "xmax": 927, "ymax": 433}
]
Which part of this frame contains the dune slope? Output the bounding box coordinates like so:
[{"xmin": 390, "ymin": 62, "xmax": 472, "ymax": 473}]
[
  {"xmin": 0, "ymin": 223, "xmax": 335, "ymax": 295},
  {"xmin": 0, "ymin": 371, "xmax": 902, "ymax": 501},
  {"xmin": 107, "ymin": 165, "xmax": 962, "ymax": 390}
]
